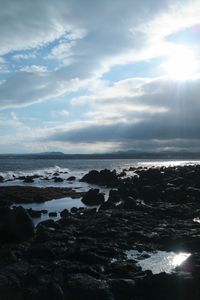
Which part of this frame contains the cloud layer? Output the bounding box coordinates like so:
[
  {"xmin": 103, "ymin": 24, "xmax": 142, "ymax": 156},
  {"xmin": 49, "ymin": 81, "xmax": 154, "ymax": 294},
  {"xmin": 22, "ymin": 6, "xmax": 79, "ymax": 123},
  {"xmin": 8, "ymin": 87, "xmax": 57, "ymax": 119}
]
[{"xmin": 1, "ymin": 0, "xmax": 200, "ymax": 153}]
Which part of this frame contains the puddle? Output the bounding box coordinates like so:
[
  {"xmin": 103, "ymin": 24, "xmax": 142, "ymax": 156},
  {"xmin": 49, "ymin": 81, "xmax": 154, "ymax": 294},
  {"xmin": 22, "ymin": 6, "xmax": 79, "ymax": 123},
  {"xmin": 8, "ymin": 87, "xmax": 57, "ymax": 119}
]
[
  {"xmin": 125, "ymin": 250, "xmax": 191, "ymax": 274},
  {"xmin": 193, "ymin": 217, "xmax": 200, "ymax": 224},
  {"xmin": 15, "ymin": 197, "xmax": 97, "ymax": 226}
]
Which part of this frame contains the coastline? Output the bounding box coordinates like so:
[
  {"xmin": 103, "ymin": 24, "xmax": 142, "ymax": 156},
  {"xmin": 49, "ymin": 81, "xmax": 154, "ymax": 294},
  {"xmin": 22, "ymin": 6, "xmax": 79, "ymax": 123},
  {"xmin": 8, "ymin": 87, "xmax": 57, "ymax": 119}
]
[{"xmin": 0, "ymin": 164, "xmax": 200, "ymax": 299}]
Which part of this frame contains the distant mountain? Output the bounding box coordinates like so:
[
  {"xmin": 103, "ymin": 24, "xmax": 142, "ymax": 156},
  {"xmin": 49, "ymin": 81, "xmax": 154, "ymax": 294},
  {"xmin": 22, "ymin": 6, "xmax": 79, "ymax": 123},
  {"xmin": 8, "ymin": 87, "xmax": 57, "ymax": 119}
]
[
  {"xmin": 0, "ymin": 150, "xmax": 200, "ymax": 159},
  {"xmin": 33, "ymin": 152, "xmax": 65, "ymax": 156}
]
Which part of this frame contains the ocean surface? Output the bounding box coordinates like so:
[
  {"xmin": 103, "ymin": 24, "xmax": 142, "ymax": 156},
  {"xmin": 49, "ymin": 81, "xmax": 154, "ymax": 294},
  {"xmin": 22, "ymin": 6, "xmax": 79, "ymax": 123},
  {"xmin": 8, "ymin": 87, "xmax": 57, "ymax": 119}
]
[{"xmin": 1, "ymin": 157, "xmax": 200, "ymax": 175}]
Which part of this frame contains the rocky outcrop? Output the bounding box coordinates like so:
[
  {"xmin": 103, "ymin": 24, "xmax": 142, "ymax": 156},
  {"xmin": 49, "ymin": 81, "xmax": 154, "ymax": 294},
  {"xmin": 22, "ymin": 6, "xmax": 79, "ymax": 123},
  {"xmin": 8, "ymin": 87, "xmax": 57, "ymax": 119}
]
[
  {"xmin": 0, "ymin": 186, "xmax": 85, "ymax": 204},
  {"xmin": 81, "ymin": 189, "xmax": 105, "ymax": 206},
  {"xmin": 80, "ymin": 169, "xmax": 119, "ymax": 186},
  {"xmin": 1, "ymin": 165, "xmax": 200, "ymax": 299},
  {"xmin": 54, "ymin": 177, "xmax": 64, "ymax": 183},
  {"xmin": 0, "ymin": 206, "xmax": 34, "ymax": 243},
  {"xmin": 67, "ymin": 176, "xmax": 76, "ymax": 181}
]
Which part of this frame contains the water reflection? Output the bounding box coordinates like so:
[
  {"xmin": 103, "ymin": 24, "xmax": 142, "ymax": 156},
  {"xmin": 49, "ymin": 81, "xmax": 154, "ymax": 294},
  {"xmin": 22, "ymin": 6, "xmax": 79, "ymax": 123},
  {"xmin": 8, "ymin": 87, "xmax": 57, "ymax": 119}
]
[
  {"xmin": 193, "ymin": 217, "xmax": 200, "ymax": 223},
  {"xmin": 126, "ymin": 250, "xmax": 191, "ymax": 274}
]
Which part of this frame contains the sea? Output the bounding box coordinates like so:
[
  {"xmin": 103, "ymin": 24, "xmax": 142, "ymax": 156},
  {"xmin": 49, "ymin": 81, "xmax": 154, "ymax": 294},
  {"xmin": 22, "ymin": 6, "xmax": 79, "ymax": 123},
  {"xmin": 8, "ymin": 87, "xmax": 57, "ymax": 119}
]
[{"xmin": 0, "ymin": 157, "xmax": 200, "ymax": 225}]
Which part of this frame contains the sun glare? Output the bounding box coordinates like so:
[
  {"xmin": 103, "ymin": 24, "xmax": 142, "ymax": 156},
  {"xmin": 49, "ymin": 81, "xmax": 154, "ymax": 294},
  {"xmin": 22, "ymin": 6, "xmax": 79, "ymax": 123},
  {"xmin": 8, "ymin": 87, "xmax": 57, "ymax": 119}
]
[{"xmin": 163, "ymin": 45, "xmax": 199, "ymax": 80}]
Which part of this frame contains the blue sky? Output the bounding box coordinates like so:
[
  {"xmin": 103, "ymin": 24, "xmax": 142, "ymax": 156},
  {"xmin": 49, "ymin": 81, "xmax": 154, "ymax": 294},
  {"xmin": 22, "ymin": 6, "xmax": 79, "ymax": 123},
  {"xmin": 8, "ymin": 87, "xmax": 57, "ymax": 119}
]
[{"xmin": 1, "ymin": 0, "xmax": 200, "ymax": 153}]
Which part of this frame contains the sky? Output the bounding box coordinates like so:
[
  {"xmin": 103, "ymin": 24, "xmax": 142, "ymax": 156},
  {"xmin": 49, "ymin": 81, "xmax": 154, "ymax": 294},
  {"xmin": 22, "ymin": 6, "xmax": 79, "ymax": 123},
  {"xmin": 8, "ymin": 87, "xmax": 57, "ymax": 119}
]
[{"xmin": 1, "ymin": 0, "xmax": 200, "ymax": 153}]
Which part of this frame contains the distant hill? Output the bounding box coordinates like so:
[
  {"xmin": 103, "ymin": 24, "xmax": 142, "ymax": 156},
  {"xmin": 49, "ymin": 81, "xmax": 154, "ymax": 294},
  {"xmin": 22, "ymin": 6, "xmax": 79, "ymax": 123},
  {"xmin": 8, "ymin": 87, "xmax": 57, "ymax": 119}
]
[
  {"xmin": 33, "ymin": 152, "xmax": 65, "ymax": 156},
  {"xmin": 1, "ymin": 150, "xmax": 200, "ymax": 159}
]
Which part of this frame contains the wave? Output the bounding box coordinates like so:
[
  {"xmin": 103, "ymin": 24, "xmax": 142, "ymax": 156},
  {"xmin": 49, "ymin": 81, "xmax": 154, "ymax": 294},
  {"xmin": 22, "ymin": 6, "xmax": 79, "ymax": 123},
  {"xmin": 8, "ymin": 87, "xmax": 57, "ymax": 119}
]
[{"xmin": 0, "ymin": 165, "xmax": 70, "ymax": 181}]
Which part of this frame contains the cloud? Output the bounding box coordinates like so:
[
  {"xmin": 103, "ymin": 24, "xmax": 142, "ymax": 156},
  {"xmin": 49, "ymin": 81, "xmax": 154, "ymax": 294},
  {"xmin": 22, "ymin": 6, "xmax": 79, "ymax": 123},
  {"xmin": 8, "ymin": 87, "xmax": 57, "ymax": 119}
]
[
  {"xmin": 45, "ymin": 76, "xmax": 200, "ymax": 151},
  {"xmin": 0, "ymin": 0, "xmax": 193, "ymax": 109},
  {"xmin": 1, "ymin": 0, "xmax": 200, "ymax": 153},
  {"xmin": 12, "ymin": 53, "xmax": 37, "ymax": 60},
  {"xmin": 20, "ymin": 65, "xmax": 48, "ymax": 73},
  {"xmin": 0, "ymin": 71, "xmax": 88, "ymax": 109}
]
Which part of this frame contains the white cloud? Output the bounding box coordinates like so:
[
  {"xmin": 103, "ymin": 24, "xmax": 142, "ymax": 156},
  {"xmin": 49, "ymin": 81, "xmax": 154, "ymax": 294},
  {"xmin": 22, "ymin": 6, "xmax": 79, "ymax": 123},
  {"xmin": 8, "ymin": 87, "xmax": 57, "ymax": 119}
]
[
  {"xmin": 20, "ymin": 65, "xmax": 48, "ymax": 73},
  {"xmin": 0, "ymin": 112, "xmax": 24, "ymax": 128},
  {"xmin": 1, "ymin": 0, "xmax": 200, "ymax": 153},
  {"xmin": 13, "ymin": 53, "xmax": 37, "ymax": 60},
  {"xmin": 0, "ymin": 70, "xmax": 89, "ymax": 109},
  {"xmin": 0, "ymin": 0, "xmax": 193, "ymax": 109}
]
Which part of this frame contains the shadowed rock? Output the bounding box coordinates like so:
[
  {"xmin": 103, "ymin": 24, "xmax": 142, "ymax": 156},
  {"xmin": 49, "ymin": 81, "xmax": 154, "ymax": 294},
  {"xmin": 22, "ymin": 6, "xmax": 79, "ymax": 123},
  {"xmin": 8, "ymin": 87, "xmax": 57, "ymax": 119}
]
[
  {"xmin": 0, "ymin": 206, "xmax": 34, "ymax": 243},
  {"xmin": 81, "ymin": 189, "xmax": 105, "ymax": 206},
  {"xmin": 81, "ymin": 169, "xmax": 119, "ymax": 186}
]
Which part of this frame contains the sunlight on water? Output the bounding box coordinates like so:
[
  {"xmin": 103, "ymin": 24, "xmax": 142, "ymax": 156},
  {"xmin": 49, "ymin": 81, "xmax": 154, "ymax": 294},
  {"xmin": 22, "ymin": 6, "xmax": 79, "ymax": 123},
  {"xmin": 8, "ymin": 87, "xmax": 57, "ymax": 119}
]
[
  {"xmin": 193, "ymin": 217, "xmax": 200, "ymax": 224},
  {"xmin": 126, "ymin": 250, "xmax": 191, "ymax": 274},
  {"xmin": 172, "ymin": 253, "xmax": 191, "ymax": 267}
]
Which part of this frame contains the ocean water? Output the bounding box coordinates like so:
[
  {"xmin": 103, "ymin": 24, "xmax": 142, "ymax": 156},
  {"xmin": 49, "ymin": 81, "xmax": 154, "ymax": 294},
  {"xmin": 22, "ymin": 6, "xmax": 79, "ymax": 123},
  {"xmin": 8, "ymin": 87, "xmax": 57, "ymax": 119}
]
[{"xmin": 0, "ymin": 157, "xmax": 199, "ymax": 176}]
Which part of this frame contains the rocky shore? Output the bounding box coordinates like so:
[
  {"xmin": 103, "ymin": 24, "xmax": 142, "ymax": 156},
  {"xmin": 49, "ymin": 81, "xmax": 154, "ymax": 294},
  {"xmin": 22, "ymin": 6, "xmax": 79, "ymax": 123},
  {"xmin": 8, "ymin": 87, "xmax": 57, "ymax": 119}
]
[{"xmin": 0, "ymin": 165, "xmax": 200, "ymax": 299}]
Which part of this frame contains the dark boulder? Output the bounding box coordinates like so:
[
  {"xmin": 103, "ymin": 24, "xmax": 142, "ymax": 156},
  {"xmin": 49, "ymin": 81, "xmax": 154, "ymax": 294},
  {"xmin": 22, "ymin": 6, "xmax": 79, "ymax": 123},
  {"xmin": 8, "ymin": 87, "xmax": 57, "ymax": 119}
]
[
  {"xmin": 60, "ymin": 209, "xmax": 69, "ymax": 218},
  {"xmin": 23, "ymin": 176, "xmax": 34, "ymax": 183},
  {"xmin": 26, "ymin": 283, "xmax": 64, "ymax": 300},
  {"xmin": 37, "ymin": 219, "xmax": 60, "ymax": 230},
  {"xmin": 81, "ymin": 189, "xmax": 105, "ymax": 206},
  {"xmin": 81, "ymin": 169, "xmax": 118, "ymax": 186},
  {"xmin": 26, "ymin": 243, "xmax": 56, "ymax": 261},
  {"xmin": 0, "ymin": 176, "xmax": 4, "ymax": 183},
  {"xmin": 26, "ymin": 208, "xmax": 42, "ymax": 218},
  {"xmin": 118, "ymin": 171, "xmax": 126, "ymax": 177},
  {"xmin": 108, "ymin": 190, "xmax": 121, "ymax": 203},
  {"xmin": 71, "ymin": 207, "xmax": 78, "ymax": 213},
  {"xmin": 123, "ymin": 197, "xmax": 138, "ymax": 209},
  {"xmin": 99, "ymin": 201, "xmax": 115, "ymax": 210},
  {"xmin": 53, "ymin": 172, "xmax": 59, "ymax": 176},
  {"xmin": 63, "ymin": 274, "xmax": 113, "ymax": 300},
  {"xmin": 109, "ymin": 278, "xmax": 135, "ymax": 300},
  {"xmin": 49, "ymin": 212, "xmax": 57, "ymax": 217},
  {"xmin": 0, "ymin": 206, "xmax": 34, "ymax": 243},
  {"xmin": 54, "ymin": 177, "xmax": 64, "ymax": 183},
  {"xmin": 67, "ymin": 176, "xmax": 76, "ymax": 181}
]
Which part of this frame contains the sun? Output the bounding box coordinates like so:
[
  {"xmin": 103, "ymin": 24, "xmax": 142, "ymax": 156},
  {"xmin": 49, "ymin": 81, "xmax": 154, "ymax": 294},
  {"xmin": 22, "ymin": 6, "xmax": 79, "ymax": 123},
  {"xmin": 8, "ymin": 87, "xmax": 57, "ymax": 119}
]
[{"xmin": 162, "ymin": 45, "xmax": 199, "ymax": 80}]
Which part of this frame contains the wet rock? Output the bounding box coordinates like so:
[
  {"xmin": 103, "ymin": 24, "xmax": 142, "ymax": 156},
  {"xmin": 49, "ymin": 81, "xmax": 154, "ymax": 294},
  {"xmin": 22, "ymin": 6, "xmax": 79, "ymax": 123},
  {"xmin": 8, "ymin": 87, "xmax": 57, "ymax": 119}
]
[
  {"xmin": 26, "ymin": 208, "xmax": 42, "ymax": 218},
  {"xmin": 60, "ymin": 209, "xmax": 69, "ymax": 218},
  {"xmin": 81, "ymin": 169, "xmax": 118, "ymax": 186},
  {"xmin": 23, "ymin": 176, "xmax": 34, "ymax": 183},
  {"xmin": 53, "ymin": 172, "xmax": 59, "ymax": 176},
  {"xmin": 71, "ymin": 207, "xmax": 78, "ymax": 214},
  {"xmin": 0, "ymin": 271, "xmax": 21, "ymax": 300},
  {"xmin": 54, "ymin": 177, "xmax": 64, "ymax": 183},
  {"xmin": 0, "ymin": 165, "xmax": 200, "ymax": 299},
  {"xmin": 67, "ymin": 176, "xmax": 76, "ymax": 181},
  {"xmin": 49, "ymin": 212, "xmax": 57, "ymax": 217},
  {"xmin": 99, "ymin": 201, "xmax": 115, "ymax": 210},
  {"xmin": 27, "ymin": 283, "xmax": 64, "ymax": 300},
  {"xmin": 123, "ymin": 197, "xmax": 138, "ymax": 209},
  {"xmin": 0, "ymin": 176, "xmax": 4, "ymax": 183},
  {"xmin": 37, "ymin": 219, "xmax": 60, "ymax": 229},
  {"xmin": 109, "ymin": 278, "xmax": 135, "ymax": 300},
  {"xmin": 0, "ymin": 186, "xmax": 84, "ymax": 204},
  {"xmin": 26, "ymin": 243, "xmax": 56, "ymax": 261},
  {"xmin": 135, "ymin": 272, "xmax": 196, "ymax": 300},
  {"xmin": 118, "ymin": 171, "xmax": 126, "ymax": 177},
  {"xmin": 64, "ymin": 274, "xmax": 113, "ymax": 300},
  {"xmin": 108, "ymin": 190, "xmax": 121, "ymax": 203},
  {"xmin": 81, "ymin": 189, "xmax": 105, "ymax": 206}
]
